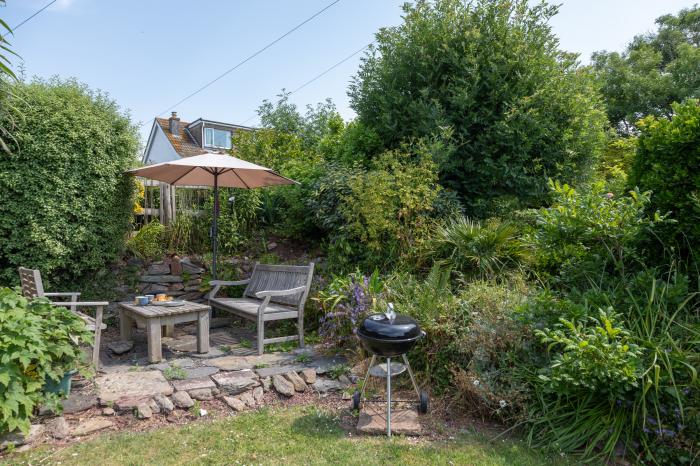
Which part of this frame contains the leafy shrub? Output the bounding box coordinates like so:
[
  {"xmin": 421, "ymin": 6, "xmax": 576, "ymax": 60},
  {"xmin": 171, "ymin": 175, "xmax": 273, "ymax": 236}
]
[
  {"xmin": 522, "ymin": 269, "xmax": 699, "ymax": 463},
  {"xmin": 431, "ymin": 217, "xmax": 530, "ymax": 279},
  {"xmin": 0, "ymin": 78, "xmax": 139, "ymax": 286},
  {"xmin": 536, "ymin": 309, "xmax": 643, "ymax": 400},
  {"xmin": 529, "ymin": 180, "xmax": 665, "ymax": 287},
  {"xmin": 126, "ymin": 221, "xmax": 165, "ymax": 261},
  {"xmin": 383, "ymin": 266, "xmax": 532, "ymax": 421},
  {"xmin": 629, "ymin": 99, "xmax": 700, "ymax": 263},
  {"xmin": 349, "ymin": 0, "xmax": 607, "ymax": 215},
  {"xmin": 0, "ymin": 288, "xmax": 92, "ymax": 434},
  {"xmin": 165, "ymin": 213, "xmax": 209, "ymax": 256}
]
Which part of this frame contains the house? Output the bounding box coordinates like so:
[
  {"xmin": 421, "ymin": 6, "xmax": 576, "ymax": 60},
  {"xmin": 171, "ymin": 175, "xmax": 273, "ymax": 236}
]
[{"xmin": 142, "ymin": 112, "xmax": 253, "ymax": 165}]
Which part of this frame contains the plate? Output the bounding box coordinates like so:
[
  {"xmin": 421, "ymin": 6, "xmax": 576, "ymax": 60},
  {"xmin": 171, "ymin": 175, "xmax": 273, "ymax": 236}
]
[{"xmin": 150, "ymin": 300, "xmax": 186, "ymax": 307}]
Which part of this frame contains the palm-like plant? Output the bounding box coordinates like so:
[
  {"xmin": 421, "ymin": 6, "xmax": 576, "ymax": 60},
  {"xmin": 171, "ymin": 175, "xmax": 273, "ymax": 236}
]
[{"xmin": 432, "ymin": 216, "xmax": 530, "ymax": 278}]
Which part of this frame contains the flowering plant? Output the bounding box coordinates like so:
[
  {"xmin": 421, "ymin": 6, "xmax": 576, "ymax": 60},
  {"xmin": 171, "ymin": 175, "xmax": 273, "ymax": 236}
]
[{"xmin": 314, "ymin": 270, "xmax": 383, "ymax": 348}]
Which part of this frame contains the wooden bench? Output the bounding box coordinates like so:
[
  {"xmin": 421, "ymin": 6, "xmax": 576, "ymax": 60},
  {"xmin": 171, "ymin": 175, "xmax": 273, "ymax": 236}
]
[
  {"xmin": 18, "ymin": 267, "xmax": 107, "ymax": 369},
  {"xmin": 208, "ymin": 263, "xmax": 314, "ymax": 355}
]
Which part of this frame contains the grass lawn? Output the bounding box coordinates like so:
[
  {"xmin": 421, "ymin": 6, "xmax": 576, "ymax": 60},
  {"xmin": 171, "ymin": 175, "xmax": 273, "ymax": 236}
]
[{"xmin": 5, "ymin": 405, "xmax": 570, "ymax": 466}]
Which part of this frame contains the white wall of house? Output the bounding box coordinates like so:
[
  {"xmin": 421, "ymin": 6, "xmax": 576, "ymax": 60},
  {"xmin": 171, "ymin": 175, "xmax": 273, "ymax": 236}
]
[{"xmin": 144, "ymin": 123, "xmax": 180, "ymax": 165}]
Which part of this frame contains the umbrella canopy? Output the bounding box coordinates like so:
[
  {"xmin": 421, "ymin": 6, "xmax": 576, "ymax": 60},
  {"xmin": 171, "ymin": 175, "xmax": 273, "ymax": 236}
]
[
  {"xmin": 128, "ymin": 152, "xmax": 297, "ymax": 279},
  {"xmin": 128, "ymin": 152, "xmax": 296, "ymax": 188}
]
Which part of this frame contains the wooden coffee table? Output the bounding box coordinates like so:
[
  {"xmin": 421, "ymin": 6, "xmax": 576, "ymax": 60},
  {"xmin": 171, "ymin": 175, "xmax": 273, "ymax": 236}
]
[{"xmin": 118, "ymin": 301, "xmax": 211, "ymax": 363}]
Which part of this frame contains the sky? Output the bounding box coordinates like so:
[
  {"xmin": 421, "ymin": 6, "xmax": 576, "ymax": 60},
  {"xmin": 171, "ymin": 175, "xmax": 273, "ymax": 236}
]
[{"xmin": 4, "ymin": 0, "xmax": 698, "ymax": 144}]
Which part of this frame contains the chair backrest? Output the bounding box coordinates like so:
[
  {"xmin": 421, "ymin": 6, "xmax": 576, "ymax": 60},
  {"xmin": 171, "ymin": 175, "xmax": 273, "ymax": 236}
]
[
  {"xmin": 244, "ymin": 263, "xmax": 315, "ymax": 307},
  {"xmin": 18, "ymin": 267, "xmax": 45, "ymax": 298}
]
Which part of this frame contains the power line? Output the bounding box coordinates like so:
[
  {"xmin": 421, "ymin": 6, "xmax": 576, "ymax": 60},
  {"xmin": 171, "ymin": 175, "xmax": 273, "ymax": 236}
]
[
  {"xmin": 11, "ymin": 0, "xmax": 57, "ymax": 31},
  {"xmin": 158, "ymin": 0, "xmax": 342, "ymax": 116},
  {"xmin": 241, "ymin": 41, "xmax": 373, "ymax": 126}
]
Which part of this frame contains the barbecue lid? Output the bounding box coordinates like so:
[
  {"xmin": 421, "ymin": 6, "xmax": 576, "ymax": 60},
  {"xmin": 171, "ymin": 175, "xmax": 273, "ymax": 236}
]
[{"xmin": 358, "ymin": 312, "xmax": 421, "ymax": 341}]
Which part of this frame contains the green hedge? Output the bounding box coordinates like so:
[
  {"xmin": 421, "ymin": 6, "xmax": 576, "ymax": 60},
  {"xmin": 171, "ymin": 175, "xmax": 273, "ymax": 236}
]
[
  {"xmin": 0, "ymin": 78, "xmax": 139, "ymax": 286},
  {"xmin": 630, "ymin": 99, "xmax": 700, "ymax": 261}
]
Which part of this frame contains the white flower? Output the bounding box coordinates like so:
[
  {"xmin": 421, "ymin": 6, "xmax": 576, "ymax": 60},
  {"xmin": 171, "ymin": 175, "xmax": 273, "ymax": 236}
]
[
  {"xmin": 473, "ymin": 379, "xmax": 480, "ymax": 386},
  {"xmin": 499, "ymin": 400, "xmax": 507, "ymax": 408}
]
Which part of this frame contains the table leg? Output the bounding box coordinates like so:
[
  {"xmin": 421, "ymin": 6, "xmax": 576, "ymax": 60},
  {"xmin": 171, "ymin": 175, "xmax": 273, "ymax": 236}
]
[
  {"xmin": 163, "ymin": 324, "xmax": 175, "ymax": 337},
  {"xmin": 146, "ymin": 318, "xmax": 163, "ymax": 363},
  {"xmin": 119, "ymin": 309, "xmax": 133, "ymax": 340},
  {"xmin": 197, "ymin": 311, "xmax": 210, "ymax": 354}
]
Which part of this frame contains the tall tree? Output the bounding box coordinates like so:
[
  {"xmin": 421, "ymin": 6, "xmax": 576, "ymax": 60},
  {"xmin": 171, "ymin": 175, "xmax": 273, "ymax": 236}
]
[
  {"xmin": 349, "ymin": 0, "xmax": 607, "ymax": 216},
  {"xmin": 591, "ymin": 5, "xmax": 700, "ymax": 133}
]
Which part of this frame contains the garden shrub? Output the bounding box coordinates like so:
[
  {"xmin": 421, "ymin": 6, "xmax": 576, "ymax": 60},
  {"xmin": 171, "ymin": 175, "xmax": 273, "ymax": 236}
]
[
  {"xmin": 529, "ymin": 180, "xmax": 665, "ymax": 288},
  {"xmin": 0, "ymin": 78, "xmax": 139, "ymax": 286},
  {"xmin": 0, "ymin": 288, "xmax": 92, "ymax": 435},
  {"xmin": 629, "ymin": 99, "xmax": 700, "ymax": 264},
  {"xmin": 349, "ymin": 0, "xmax": 608, "ymax": 215},
  {"xmin": 126, "ymin": 221, "xmax": 165, "ymax": 261}
]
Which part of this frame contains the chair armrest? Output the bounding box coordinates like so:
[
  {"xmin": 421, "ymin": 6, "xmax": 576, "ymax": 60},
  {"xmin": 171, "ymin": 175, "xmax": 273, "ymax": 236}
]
[
  {"xmin": 51, "ymin": 301, "xmax": 109, "ymax": 307},
  {"xmin": 45, "ymin": 292, "xmax": 81, "ymax": 297},
  {"xmin": 209, "ymin": 279, "xmax": 250, "ymax": 287},
  {"xmin": 255, "ymin": 286, "xmax": 306, "ymax": 298}
]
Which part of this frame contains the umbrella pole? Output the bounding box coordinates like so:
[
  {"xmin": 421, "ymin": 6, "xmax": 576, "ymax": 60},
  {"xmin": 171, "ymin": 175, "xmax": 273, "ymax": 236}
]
[{"xmin": 212, "ymin": 173, "xmax": 219, "ymax": 280}]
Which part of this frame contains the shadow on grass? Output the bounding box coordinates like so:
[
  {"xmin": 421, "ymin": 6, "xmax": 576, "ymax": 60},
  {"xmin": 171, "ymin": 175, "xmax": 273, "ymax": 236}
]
[{"xmin": 290, "ymin": 408, "xmax": 346, "ymax": 439}]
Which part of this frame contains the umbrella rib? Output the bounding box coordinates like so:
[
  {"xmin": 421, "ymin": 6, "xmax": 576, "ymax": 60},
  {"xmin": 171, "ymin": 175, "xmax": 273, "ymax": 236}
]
[
  {"xmin": 227, "ymin": 168, "xmax": 251, "ymax": 189},
  {"xmin": 169, "ymin": 166, "xmax": 198, "ymax": 185}
]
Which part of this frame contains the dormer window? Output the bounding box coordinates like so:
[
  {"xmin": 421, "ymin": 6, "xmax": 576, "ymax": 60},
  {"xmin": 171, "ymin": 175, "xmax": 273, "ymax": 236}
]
[{"xmin": 204, "ymin": 127, "xmax": 232, "ymax": 149}]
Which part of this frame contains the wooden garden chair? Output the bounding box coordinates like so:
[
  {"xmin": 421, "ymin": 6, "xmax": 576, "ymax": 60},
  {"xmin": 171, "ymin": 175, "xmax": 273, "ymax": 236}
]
[
  {"xmin": 18, "ymin": 267, "xmax": 108, "ymax": 369},
  {"xmin": 208, "ymin": 263, "xmax": 314, "ymax": 355}
]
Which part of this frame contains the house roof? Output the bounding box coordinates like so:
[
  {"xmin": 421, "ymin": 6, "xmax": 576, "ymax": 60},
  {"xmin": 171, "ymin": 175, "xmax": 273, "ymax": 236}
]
[{"xmin": 155, "ymin": 117, "xmax": 207, "ymax": 158}]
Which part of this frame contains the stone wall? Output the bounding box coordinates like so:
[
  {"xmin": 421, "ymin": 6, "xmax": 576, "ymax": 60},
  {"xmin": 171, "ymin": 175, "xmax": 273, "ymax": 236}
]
[{"xmin": 136, "ymin": 255, "xmax": 206, "ymax": 302}]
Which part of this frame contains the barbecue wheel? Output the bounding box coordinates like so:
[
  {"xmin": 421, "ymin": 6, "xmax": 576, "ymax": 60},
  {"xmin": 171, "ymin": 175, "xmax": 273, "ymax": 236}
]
[
  {"xmin": 352, "ymin": 390, "xmax": 361, "ymax": 411},
  {"xmin": 418, "ymin": 390, "xmax": 429, "ymax": 414}
]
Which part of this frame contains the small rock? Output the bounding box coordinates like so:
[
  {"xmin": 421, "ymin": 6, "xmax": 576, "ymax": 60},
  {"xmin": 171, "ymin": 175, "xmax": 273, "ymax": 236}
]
[
  {"xmin": 166, "ymin": 414, "xmax": 179, "ymax": 423},
  {"xmin": 153, "ymin": 394, "xmax": 174, "ymax": 414},
  {"xmin": 300, "ymin": 368, "xmax": 316, "ymax": 384},
  {"xmin": 107, "ymin": 341, "xmax": 134, "ymax": 354},
  {"xmin": 114, "ymin": 396, "xmax": 151, "ymax": 411},
  {"xmin": 272, "ymin": 374, "xmax": 295, "ymax": 397},
  {"xmin": 199, "ymin": 409, "xmax": 208, "ymax": 417},
  {"xmin": 171, "ymin": 377, "xmax": 216, "ymax": 392},
  {"xmin": 188, "ymin": 388, "xmax": 213, "ymax": 401},
  {"xmin": 136, "ymin": 403, "xmax": 152, "ymax": 419},
  {"xmin": 252, "ymin": 386, "xmax": 264, "ymax": 403},
  {"xmin": 45, "ymin": 417, "xmax": 69, "ymax": 439},
  {"xmin": 312, "ymin": 378, "xmax": 344, "ymax": 393},
  {"xmin": 239, "ymin": 391, "xmax": 256, "ymax": 408},
  {"xmin": 61, "ymin": 393, "xmax": 98, "ymax": 414},
  {"xmin": 148, "ymin": 399, "xmax": 161, "ymax": 414},
  {"xmin": 102, "ymin": 407, "xmax": 115, "ymax": 416},
  {"xmin": 223, "ymin": 396, "xmax": 246, "ymax": 412},
  {"xmin": 211, "ymin": 370, "xmax": 259, "ymax": 395},
  {"xmin": 261, "ymin": 377, "xmax": 271, "ymax": 391},
  {"xmin": 172, "ymin": 391, "xmax": 194, "ymax": 409},
  {"xmin": 266, "ymin": 241, "xmax": 278, "ymax": 251},
  {"xmin": 338, "ymin": 374, "xmax": 351, "ymax": 385},
  {"xmin": 284, "ymin": 371, "xmax": 307, "ymax": 392},
  {"xmin": 71, "ymin": 418, "xmax": 114, "ymax": 436}
]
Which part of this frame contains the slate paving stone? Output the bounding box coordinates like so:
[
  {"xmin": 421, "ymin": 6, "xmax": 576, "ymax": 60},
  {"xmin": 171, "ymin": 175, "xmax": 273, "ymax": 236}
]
[
  {"xmin": 171, "ymin": 377, "xmax": 216, "ymax": 392},
  {"xmin": 255, "ymin": 365, "xmax": 305, "ymax": 378},
  {"xmin": 96, "ymin": 371, "xmax": 172, "ymax": 404},
  {"xmin": 182, "ymin": 366, "xmax": 219, "ymax": 379},
  {"xmin": 356, "ymin": 405, "xmax": 422, "ymax": 436},
  {"xmin": 71, "ymin": 418, "xmax": 114, "ymax": 437}
]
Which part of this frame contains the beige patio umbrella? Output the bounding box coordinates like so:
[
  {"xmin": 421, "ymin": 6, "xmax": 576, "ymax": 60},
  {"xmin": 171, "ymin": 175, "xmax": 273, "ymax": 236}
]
[{"xmin": 128, "ymin": 152, "xmax": 297, "ymax": 279}]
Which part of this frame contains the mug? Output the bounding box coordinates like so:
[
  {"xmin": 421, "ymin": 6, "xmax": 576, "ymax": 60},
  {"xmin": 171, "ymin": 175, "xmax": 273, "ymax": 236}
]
[
  {"xmin": 136, "ymin": 296, "xmax": 149, "ymax": 306},
  {"xmin": 145, "ymin": 294, "xmax": 155, "ymax": 303}
]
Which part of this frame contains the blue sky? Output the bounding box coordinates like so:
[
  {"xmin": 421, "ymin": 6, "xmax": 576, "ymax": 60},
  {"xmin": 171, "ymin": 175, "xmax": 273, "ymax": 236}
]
[{"xmin": 4, "ymin": 0, "xmax": 697, "ymax": 144}]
